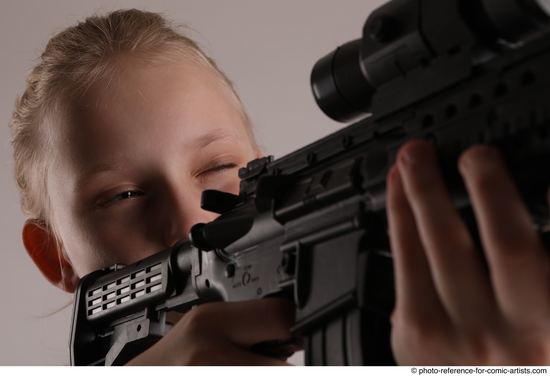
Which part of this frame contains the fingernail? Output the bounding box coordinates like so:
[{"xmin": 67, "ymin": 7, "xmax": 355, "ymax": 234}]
[
  {"xmin": 459, "ymin": 145, "xmax": 501, "ymax": 172},
  {"xmin": 398, "ymin": 140, "xmax": 433, "ymax": 167}
]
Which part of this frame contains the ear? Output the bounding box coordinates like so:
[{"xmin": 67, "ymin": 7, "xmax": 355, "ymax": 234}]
[{"xmin": 22, "ymin": 220, "xmax": 79, "ymax": 293}]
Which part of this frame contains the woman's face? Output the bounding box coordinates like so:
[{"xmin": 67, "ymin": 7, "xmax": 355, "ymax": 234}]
[{"xmin": 47, "ymin": 57, "xmax": 258, "ymax": 277}]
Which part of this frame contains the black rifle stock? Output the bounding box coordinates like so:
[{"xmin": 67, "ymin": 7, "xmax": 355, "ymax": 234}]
[{"xmin": 70, "ymin": 0, "xmax": 550, "ymax": 365}]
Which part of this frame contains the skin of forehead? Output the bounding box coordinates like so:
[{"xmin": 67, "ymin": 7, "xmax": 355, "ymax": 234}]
[{"xmin": 71, "ymin": 56, "xmax": 246, "ymax": 151}]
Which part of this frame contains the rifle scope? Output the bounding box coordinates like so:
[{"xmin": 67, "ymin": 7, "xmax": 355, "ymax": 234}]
[{"xmin": 311, "ymin": 0, "xmax": 550, "ymax": 123}]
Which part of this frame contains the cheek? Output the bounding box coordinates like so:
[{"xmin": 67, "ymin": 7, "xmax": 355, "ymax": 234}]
[
  {"xmin": 59, "ymin": 191, "xmax": 155, "ymax": 273},
  {"xmin": 80, "ymin": 205, "xmax": 161, "ymax": 266},
  {"xmin": 47, "ymin": 185, "xmax": 107, "ymax": 276},
  {"xmin": 72, "ymin": 217, "xmax": 134, "ymax": 274},
  {"xmin": 53, "ymin": 210, "xmax": 114, "ymax": 277}
]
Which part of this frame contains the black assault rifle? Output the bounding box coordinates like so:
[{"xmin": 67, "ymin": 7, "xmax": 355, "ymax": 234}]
[{"xmin": 70, "ymin": 0, "xmax": 550, "ymax": 365}]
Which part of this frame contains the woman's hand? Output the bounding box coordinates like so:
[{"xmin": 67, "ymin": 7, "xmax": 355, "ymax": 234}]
[
  {"xmin": 127, "ymin": 298, "xmax": 295, "ymax": 365},
  {"xmin": 387, "ymin": 140, "xmax": 550, "ymax": 365}
]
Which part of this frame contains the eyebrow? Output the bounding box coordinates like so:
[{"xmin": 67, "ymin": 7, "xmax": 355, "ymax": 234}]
[
  {"xmin": 193, "ymin": 130, "xmax": 236, "ymax": 149},
  {"xmin": 73, "ymin": 130, "xmax": 238, "ymax": 192},
  {"xmin": 74, "ymin": 162, "xmax": 126, "ymax": 192}
]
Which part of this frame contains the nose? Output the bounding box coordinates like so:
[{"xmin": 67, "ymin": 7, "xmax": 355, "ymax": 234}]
[{"xmin": 161, "ymin": 185, "xmax": 218, "ymax": 248}]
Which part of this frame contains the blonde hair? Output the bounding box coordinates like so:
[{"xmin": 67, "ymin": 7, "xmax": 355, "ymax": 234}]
[{"xmin": 10, "ymin": 9, "xmax": 251, "ymax": 224}]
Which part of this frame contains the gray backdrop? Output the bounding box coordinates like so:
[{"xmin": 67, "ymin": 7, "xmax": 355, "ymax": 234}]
[{"xmin": 0, "ymin": 0, "xmax": 383, "ymax": 365}]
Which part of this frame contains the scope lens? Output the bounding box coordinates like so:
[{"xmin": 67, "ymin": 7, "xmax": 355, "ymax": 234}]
[{"xmin": 311, "ymin": 39, "xmax": 374, "ymax": 123}]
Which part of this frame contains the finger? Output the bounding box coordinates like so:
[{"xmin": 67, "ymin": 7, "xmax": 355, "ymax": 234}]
[
  {"xmin": 250, "ymin": 337, "xmax": 303, "ymax": 360},
  {"xmin": 458, "ymin": 145, "xmax": 550, "ymax": 321},
  {"xmin": 141, "ymin": 334, "xmax": 291, "ymax": 365},
  {"xmin": 184, "ymin": 298, "xmax": 294, "ymax": 347},
  {"xmin": 397, "ymin": 140, "xmax": 494, "ymax": 326},
  {"xmin": 386, "ymin": 164, "xmax": 445, "ymax": 321},
  {"xmin": 200, "ymin": 338, "xmax": 292, "ymax": 365}
]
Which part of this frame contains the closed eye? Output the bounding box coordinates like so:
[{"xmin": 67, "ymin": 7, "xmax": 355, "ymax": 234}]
[
  {"xmin": 201, "ymin": 163, "xmax": 238, "ymax": 175},
  {"xmin": 197, "ymin": 162, "xmax": 239, "ymax": 187}
]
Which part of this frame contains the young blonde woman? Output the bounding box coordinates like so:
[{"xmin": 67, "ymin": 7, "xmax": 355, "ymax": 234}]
[{"xmin": 10, "ymin": 9, "xmax": 550, "ymax": 365}]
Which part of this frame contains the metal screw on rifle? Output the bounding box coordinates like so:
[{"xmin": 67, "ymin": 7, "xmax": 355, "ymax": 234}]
[{"xmin": 225, "ymin": 263, "xmax": 236, "ymax": 278}]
